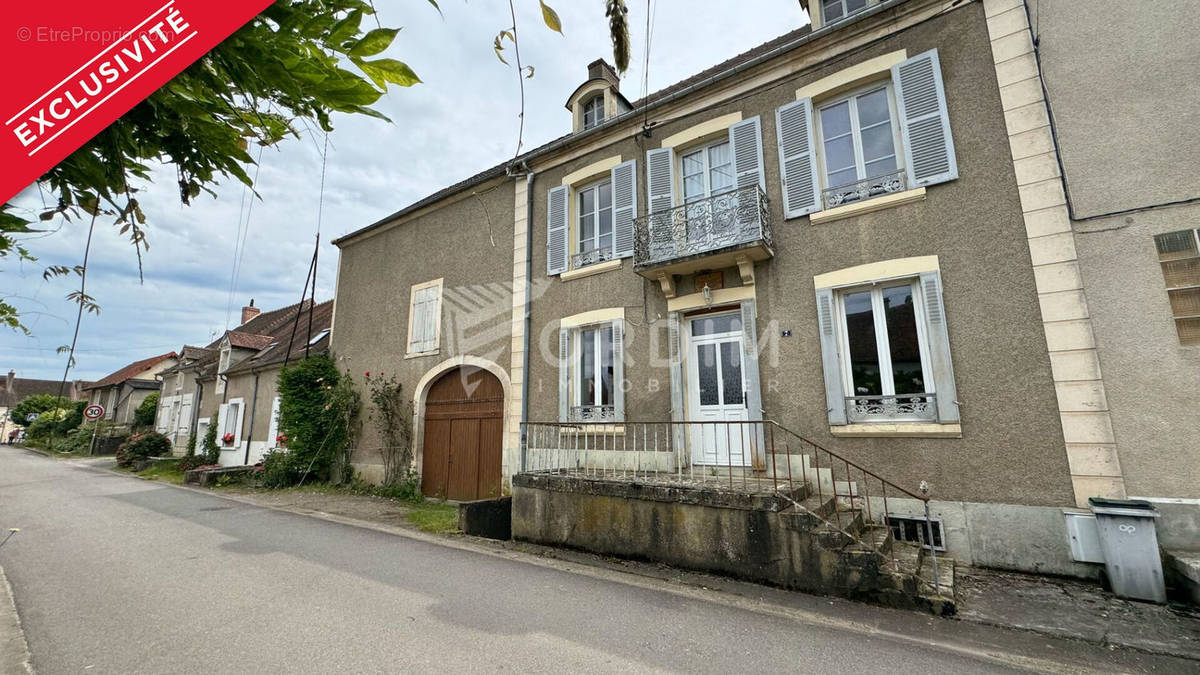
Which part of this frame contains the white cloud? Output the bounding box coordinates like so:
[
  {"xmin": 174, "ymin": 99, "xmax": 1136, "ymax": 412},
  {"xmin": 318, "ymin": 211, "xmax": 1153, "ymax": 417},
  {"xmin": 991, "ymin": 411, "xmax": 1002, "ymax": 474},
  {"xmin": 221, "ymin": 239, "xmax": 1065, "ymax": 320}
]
[{"xmin": 2, "ymin": 1, "xmax": 806, "ymax": 380}]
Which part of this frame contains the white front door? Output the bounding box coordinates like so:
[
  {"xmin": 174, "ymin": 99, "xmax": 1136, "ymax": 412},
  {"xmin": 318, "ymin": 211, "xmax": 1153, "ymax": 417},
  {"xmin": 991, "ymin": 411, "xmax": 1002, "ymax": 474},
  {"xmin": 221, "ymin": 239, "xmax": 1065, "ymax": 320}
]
[{"xmin": 686, "ymin": 312, "xmax": 751, "ymax": 466}]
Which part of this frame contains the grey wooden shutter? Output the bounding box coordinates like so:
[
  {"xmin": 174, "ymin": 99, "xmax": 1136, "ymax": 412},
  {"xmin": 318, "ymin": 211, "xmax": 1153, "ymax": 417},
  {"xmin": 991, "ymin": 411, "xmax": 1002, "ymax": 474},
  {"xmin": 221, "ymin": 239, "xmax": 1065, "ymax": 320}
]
[
  {"xmin": 667, "ymin": 312, "xmax": 684, "ymax": 422},
  {"xmin": 776, "ymin": 98, "xmax": 821, "ymax": 217},
  {"xmin": 892, "ymin": 49, "xmax": 958, "ymax": 187},
  {"xmin": 728, "ymin": 116, "xmax": 765, "ymax": 190},
  {"xmin": 610, "ymin": 160, "xmax": 637, "ymax": 259},
  {"xmin": 919, "ymin": 270, "xmax": 959, "ymax": 423},
  {"xmin": 646, "ymin": 148, "xmax": 675, "ymax": 214},
  {"xmin": 815, "ymin": 288, "xmax": 847, "ymax": 425},
  {"xmin": 546, "ymin": 185, "xmax": 568, "ymax": 276},
  {"xmin": 609, "ymin": 321, "xmax": 625, "ymax": 422},
  {"xmin": 558, "ymin": 326, "xmax": 571, "ymax": 422}
]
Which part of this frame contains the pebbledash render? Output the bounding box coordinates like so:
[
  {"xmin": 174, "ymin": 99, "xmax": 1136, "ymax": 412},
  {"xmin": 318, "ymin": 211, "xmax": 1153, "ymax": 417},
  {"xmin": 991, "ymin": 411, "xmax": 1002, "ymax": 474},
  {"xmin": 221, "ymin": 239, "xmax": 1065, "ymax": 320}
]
[{"xmin": 330, "ymin": 0, "xmax": 1192, "ymax": 577}]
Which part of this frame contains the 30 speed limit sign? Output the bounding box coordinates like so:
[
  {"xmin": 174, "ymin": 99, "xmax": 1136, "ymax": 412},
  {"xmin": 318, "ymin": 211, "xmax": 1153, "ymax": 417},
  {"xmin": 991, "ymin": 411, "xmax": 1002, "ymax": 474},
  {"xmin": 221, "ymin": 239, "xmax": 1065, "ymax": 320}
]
[{"xmin": 83, "ymin": 404, "xmax": 105, "ymax": 421}]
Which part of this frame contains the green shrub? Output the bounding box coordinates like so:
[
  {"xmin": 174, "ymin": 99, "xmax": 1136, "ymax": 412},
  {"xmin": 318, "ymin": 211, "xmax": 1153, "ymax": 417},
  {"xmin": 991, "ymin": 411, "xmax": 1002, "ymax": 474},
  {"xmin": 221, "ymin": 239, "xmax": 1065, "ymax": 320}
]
[
  {"xmin": 177, "ymin": 453, "xmax": 207, "ymax": 472},
  {"xmin": 259, "ymin": 449, "xmax": 304, "ymax": 488},
  {"xmin": 134, "ymin": 392, "xmax": 159, "ymax": 428},
  {"xmin": 10, "ymin": 393, "xmax": 68, "ymax": 428},
  {"xmin": 201, "ymin": 412, "xmax": 220, "ymax": 464},
  {"xmin": 277, "ymin": 356, "xmax": 360, "ymax": 485},
  {"xmin": 116, "ymin": 432, "xmax": 172, "ymax": 468}
]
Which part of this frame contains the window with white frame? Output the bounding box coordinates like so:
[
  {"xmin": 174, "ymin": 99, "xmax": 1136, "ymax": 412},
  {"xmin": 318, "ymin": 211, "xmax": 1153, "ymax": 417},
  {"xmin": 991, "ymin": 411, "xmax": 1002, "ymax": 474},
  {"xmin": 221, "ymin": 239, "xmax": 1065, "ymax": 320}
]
[
  {"xmin": 577, "ymin": 179, "xmax": 614, "ymax": 264},
  {"xmin": 582, "ymin": 94, "xmax": 605, "ymax": 130},
  {"xmin": 222, "ymin": 399, "xmax": 242, "ymax": 445},
  {"xmin": 817, "ymin": 84, "xmax": 901, "ymax": 195},
  {"xmin": 680, "ymin": 140, "xmax": 735, "ymax": 204},
  {"xmin": 775, "ymin": 49, "xmax": 957, "ymax": 220},
  {"xmin": 822, "ymin": 0, "xmax": 868, "ymax": 24},
  {"xmin": 572, "ymin": 324, "xmax": 615, "ymax": 420},
  {"xmin": 407, "ymin": 279, "xmax": 443, "ymax": 355}
]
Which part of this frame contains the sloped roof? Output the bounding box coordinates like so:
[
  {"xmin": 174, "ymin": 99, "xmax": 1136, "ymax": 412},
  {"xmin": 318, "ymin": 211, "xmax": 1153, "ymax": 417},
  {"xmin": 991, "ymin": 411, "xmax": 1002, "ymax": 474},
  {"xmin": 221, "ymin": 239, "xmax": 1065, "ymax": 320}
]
[
  {"xmin": 83, "ymin": 352, "xmax": 178, "ymax": 390},
  {"xmin": 223, "ymin": 300, "xmax": 334, "ymax": 376},
  {"xmin": 227, "ymin": 331, "xmax": 276, "ymax": 351},
  {"xmin": 0, "ymin": 377, "xmax": 83, "ymax": 408},
  {"xmin": 332, "ymin": 20, "xmax": 818, "ymax": 246}
]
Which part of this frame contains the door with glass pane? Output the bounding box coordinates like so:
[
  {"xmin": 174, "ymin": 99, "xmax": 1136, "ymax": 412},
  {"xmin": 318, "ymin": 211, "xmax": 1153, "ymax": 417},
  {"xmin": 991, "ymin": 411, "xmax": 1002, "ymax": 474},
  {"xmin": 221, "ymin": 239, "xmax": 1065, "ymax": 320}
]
[
  {"xmin": 681, "ymin": 140, "xmax": 735, "ymax": 242},
  {"xmin": 686, "ymin": 312, "xmax": 750, "ymax": 466}
]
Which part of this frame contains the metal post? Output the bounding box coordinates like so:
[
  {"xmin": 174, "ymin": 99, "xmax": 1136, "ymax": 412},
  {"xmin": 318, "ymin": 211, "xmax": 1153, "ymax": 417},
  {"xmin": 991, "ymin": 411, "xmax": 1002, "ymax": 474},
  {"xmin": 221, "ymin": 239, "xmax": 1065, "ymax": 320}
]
[
  {"xmin": 87, "ymin": 421, "xmax": 100, "ymax": 456},
  {"xmin": 922, "ymin": 482, "xmax": 941, "ymax": 594}
]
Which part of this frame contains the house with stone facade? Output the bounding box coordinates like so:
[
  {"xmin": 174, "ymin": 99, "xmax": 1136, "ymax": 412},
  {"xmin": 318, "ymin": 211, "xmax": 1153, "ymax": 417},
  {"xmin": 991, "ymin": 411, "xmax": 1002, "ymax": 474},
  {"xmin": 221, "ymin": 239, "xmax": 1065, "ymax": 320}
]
[
  {"xmin": 330, "ymin": 0, "xmax": 1194, "ymax": 593},
  {"xmin": 155, "ymin": 299, "xmax": 332, "ymax": 466}
]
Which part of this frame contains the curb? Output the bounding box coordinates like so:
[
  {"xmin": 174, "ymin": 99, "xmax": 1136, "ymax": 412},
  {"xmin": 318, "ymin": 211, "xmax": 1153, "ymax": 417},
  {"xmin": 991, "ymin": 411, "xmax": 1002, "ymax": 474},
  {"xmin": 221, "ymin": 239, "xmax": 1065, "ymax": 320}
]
[{"xmin": 0, "ymin": 566, "xmax": 34, "ymax": 675}]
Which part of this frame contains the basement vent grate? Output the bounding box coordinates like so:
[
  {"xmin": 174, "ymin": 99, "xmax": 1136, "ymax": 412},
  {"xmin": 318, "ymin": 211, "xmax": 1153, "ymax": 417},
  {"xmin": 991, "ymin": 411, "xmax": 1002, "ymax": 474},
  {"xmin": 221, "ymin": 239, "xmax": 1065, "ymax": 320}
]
[{"xmin": 887, "ymin": 515, "xmax": 945, "ymax": 551}]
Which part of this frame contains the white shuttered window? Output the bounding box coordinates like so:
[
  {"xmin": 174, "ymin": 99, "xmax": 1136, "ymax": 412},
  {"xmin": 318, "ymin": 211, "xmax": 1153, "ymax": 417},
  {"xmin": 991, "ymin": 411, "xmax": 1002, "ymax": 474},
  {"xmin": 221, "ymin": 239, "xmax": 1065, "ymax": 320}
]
[{"xmin": 406, "ymin": 279, "xmax": 443, "ymax": 355}]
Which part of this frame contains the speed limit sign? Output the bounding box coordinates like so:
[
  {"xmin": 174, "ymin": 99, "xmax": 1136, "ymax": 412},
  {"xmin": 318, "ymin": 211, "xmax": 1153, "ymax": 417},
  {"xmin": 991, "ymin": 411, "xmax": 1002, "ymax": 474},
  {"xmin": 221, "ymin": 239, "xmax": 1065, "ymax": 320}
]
[{"xmin": 83, "ymin": 404, "xmax": 105, "ymax": 421}]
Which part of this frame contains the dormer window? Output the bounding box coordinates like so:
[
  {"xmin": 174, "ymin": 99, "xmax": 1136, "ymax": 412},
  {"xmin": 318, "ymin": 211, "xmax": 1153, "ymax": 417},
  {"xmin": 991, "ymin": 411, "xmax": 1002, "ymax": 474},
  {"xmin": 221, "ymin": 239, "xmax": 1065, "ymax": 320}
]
[
  {"xmin": 582, "ymin": 95, "xmax": 605, "ymax": 130},
  {"xmin": 822, "ymin": 0, "xmax": 868, "ymax": 24}
]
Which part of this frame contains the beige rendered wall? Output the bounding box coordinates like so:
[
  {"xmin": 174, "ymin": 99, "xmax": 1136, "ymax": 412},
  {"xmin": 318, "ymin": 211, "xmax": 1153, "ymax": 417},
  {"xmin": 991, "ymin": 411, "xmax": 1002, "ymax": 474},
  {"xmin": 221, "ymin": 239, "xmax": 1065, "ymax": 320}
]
[
  {"xmin": 1020, "ymin": 0, "xmax": 1200, "ymax": 499},
  {"xmin": 525, "ymin": 3, "xmax": 1075, "ymax": 506},
  {"xmin": 1027, "ymin": 0, "xmax": 1200, "ymax": 218},
  {"xmin": 333, "ymin": 179, "xmax": 517, "ymax": 484}
]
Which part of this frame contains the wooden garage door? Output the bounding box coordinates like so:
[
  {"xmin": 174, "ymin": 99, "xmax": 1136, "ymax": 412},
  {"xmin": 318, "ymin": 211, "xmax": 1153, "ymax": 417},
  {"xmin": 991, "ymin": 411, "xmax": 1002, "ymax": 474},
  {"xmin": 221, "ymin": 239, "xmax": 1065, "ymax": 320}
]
[{"xmin": 421, "ymin": 366, "xmax": 504, "ymax": 501}]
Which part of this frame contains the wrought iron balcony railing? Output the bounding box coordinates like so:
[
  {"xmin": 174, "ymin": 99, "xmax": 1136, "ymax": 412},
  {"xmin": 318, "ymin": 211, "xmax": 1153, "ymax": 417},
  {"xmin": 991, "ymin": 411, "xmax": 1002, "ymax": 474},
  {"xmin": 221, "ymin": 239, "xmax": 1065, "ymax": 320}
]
[
  {"xmin": 845, "ymin": 393, "xmax": 937, "ymax": 424},
  {"xmin": 822, "ymin": 169, "xmax": 907, "ymax": 210},
  {"xmin": 569, "ymin": 405, "xmax": 616, "ymax": 423},
  {"xmin": 634, "ymin": 185, "xmax": 772, "ymax": 270},
  {"xmin": 572, "ymin": 245, "xmax": 616, "ymax": 270}
]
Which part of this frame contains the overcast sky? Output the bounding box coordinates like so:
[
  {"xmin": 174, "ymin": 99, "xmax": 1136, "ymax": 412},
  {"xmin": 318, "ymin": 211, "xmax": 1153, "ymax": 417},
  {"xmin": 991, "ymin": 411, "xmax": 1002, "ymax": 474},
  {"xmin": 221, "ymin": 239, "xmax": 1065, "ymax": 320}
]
[{"xmin": 3, "ymin": 1, "xmax": 807, "ymax": 381}]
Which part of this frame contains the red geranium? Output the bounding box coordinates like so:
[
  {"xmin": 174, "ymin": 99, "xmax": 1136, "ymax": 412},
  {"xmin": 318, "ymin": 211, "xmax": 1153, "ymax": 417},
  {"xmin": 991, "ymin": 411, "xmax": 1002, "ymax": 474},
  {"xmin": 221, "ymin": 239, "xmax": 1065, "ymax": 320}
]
[{"xmin": 221, "ymin": 432, "xmax": 235, "ymax": 445}]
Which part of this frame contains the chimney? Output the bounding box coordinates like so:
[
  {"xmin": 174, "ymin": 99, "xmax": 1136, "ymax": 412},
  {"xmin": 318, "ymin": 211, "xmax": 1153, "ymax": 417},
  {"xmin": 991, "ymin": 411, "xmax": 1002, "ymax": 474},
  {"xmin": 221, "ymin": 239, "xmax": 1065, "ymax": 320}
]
[
  {"xmin": 240, "ymin": 299, "xmax": 261, "ymax": 325},
  {"xmin": 5, "ymin": 370, "xmax": 13, "ymax": 394},
  {"xmin": 587, "ymin": 59, "xmax": 620, "ymax": 90}
]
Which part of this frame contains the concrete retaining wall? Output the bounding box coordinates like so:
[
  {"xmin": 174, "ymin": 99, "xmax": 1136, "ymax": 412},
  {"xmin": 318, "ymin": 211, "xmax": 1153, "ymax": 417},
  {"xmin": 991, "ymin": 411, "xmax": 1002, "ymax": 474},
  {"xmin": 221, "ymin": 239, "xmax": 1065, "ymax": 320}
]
[{"xmin": 512, "ymin": 473, "xmax": 944, "ymax": 612}]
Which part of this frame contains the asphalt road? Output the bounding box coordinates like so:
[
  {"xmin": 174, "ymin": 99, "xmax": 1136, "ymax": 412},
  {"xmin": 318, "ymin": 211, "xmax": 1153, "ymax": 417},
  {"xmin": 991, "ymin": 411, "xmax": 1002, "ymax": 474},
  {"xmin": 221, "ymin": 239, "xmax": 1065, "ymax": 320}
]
[{"xmin": 0, "ymin": 446, "xmax": 1190, "ymax": 674}]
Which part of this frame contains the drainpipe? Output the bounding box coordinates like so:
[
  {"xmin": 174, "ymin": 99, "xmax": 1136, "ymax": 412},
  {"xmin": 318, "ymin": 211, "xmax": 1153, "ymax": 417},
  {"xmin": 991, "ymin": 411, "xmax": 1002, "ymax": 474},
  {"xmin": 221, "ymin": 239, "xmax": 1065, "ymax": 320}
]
[
  {"xmin": 243, "ymin": 373, "xmax": 260, "ymax": 465},
  {"xmin": 508, "ymin": 162, "xmax": 535, "ymax": 472}
]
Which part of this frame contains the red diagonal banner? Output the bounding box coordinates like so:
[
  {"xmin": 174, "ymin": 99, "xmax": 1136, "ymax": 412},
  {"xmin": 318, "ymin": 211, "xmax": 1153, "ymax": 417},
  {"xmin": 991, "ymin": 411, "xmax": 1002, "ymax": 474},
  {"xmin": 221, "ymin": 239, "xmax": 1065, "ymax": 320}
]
[{"xmin": 1, "ymin": 0, "xmax": 273, "ymax": 203}]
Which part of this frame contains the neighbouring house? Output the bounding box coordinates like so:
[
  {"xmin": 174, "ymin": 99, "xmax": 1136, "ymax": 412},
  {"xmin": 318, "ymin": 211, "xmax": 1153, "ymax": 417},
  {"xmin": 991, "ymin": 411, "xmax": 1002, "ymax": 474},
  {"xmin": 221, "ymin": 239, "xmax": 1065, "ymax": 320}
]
[
  {"xmin": 155, "ymin": 299, "xmax": 332, "ymax": 466},
  {"xmin": 1021, "ymin": 0, "xmax": 1200, "ymax": 527},
  {"xmin": 83, "ymin": 352, "xmax": 178, "ymax": 426},
  {"xmin": 1, "ymin": 370, "xmax": 89, "ymax": 440},
  {"xmin": 329, "ymin": 0, "xmax": 1194, "ymax": 597}
]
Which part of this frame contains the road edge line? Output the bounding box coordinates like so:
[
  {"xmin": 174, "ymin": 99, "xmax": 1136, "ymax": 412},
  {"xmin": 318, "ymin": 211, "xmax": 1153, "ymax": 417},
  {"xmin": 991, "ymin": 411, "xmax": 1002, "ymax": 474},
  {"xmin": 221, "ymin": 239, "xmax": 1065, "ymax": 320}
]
[{"xmin": 0, "ymin": 565, "xmax": 34, "ymax": 675}]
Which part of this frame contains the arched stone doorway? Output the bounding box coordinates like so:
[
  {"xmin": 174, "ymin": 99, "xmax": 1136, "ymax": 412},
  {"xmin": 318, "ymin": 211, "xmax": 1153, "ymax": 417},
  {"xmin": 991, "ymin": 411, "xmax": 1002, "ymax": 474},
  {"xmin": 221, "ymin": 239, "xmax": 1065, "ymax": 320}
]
[{"xmin": 421, "ymin": 366, "xmax": 504, "ymax": 500}]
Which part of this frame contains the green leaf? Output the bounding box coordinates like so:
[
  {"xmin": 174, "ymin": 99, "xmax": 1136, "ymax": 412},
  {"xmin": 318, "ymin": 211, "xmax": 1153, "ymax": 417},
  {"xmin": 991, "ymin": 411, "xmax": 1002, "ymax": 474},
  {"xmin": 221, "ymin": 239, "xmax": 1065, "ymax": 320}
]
[
  {"xmin": 355, "ymin": 58, "xmax": 421, "ymax": 89},
  {"xmin": 539, "ymin": 1, "xmax": 563, "ymax": 34},
  {"xmin": 349, "ymin": 28, "xmax": 399, "ymax": 57}
]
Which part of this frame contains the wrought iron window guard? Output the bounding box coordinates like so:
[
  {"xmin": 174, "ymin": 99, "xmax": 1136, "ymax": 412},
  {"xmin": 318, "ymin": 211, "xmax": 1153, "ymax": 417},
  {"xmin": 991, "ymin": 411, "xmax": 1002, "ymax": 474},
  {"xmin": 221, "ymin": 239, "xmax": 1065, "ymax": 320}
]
[
  {"xmin": 845, "ymin": 393, "xmax": 936, "ymax": 423},
  {"xmin": 569, "ymin": 405, "xmax": 616, "ymax": 423},
  {"xmin": 634, "ymin": 185, "xmax": 771, "ymax": 268},
  {"xmin": 822, "ymin": 170, "xmax": 907, "ymax": 210},
  {"xmin": 572, "ymin": 245, "xmax": 616, "ymax": 269}
]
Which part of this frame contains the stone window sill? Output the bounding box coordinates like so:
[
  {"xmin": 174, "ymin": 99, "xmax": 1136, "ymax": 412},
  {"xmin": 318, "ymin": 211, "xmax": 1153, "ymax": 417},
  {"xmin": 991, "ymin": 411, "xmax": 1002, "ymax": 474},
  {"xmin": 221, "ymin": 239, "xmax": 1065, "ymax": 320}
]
[
  {"xmin": 404, "ymin": 349, "xmax": 440, "ymax": 360},
  {"xmin": 560, "ymin": 258, "xmax": 622, "ymax": 281},
  {"xmin": 808, "ymin": 187, "xmax": 926, "ymax": 225},
  {"xmin": 830, "ymin": 422, "xmax": 961, "ymax": 438}
]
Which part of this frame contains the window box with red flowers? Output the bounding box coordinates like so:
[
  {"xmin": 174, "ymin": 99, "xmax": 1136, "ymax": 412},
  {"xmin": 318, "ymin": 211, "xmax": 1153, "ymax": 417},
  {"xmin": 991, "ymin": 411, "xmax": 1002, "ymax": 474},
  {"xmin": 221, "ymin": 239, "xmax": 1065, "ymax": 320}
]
[{"xmin": 221, "ymin": 432, "xmax": 235, "ymax": 446}]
